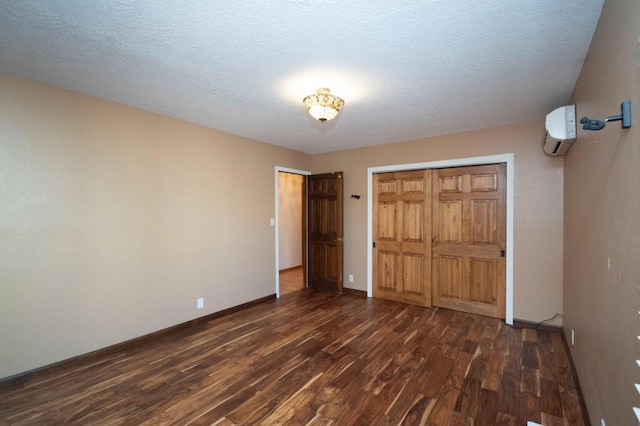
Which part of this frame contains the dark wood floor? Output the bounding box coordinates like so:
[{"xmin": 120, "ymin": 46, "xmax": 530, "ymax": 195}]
[
  {"xmin": 0, "ymin": 290, "xmax": 586, "ymax": 425},
  {"xmin": 279, "ymin": 266, "xmax": 304, "ymax": 295}
]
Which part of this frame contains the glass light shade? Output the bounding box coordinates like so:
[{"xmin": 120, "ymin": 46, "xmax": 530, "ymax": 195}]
[{"xmin": 303, "ymin": 88, "xmax": 344, "ymax": 122}]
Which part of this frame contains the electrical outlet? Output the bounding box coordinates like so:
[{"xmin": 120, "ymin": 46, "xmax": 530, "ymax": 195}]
[
  {"xmin": 348, "ymin": 274, "xmax": 354, "ymax": 283},
  {"xmin": 571, "ymin": 328, "xmax": 575, "ymax": 346},
  {"xmin": 197, "ymin": 298, "xmax": 204, "ymax": 309}
]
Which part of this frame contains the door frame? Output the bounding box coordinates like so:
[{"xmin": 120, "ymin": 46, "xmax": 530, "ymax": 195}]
[
  {"xmin": 367, "ymin": 153, "xmax": 515, "ymax": 325},
  {"xmin": 275, "ymin": 166, "xmax": 311, "ymax": 298}
]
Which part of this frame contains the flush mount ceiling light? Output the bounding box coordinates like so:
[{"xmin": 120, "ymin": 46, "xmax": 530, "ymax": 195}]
[{"xmin": 303, "ymin": 88, "xmax": 345, "ymax": 122}]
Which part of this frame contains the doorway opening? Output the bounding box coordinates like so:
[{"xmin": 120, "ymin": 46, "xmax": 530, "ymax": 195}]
[
  {"xmin": 275, "ymin": 167, "xmax": 345, "ymax": 297},
  {"xmin": 275, "ymin": 167, "xmax": 311, "ymax": 297},
  {"xmin": 278, "ymin": 171, "xmax": 305, "ymax": 296},
  {"xmin": 367, "ymin": 154, "xmax": 515, "ymax": 324}
]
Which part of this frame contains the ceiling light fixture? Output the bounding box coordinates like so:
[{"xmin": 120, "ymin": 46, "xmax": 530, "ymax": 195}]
[{"xmin": 303, "ymin": 88, "xmax": 344, "ymax": 122}]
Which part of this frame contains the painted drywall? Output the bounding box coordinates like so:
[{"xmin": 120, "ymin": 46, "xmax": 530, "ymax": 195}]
[
  {"xmin": 310, "ymin": 121, "xmax": 564, "ymax": 323},
  {"xmin": 0, "ymin": 71, "xmax": 567, "ymax": 380},
  {"xmin": 564, "ymin": 0, "xmax": 640, "ymax": 423},
  {"xmin": 0, "ymin": 74, "xmax": 310, "ymax": 379},
  {"xmin": 278, "ymin": 172, "xmax": 303, "ymax": 270}
]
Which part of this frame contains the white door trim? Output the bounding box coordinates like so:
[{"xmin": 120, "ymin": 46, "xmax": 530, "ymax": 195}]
[
  {"xmin": 367, "ymin": 153, "xmax": 515, "ymax": 325},
  {"xmin": 275, "ymin": 166, "xmax": 311, "ymax": 298}
]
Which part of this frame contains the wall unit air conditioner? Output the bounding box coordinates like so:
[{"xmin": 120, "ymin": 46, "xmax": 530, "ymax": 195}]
[{"xmin": 542, "ymin": 105, "xmax": 576, "ymax": 156}]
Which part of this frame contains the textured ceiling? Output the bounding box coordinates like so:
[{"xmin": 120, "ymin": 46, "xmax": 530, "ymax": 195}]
[{"xmin": 0, "ymin": 0, "xmax": 604, "ymax": 154}]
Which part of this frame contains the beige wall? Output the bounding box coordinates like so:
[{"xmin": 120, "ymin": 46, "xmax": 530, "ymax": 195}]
[
  {"xmin": 0, "ymin": 72, "xmax": 567, "ymax": 380},
  {"xmin": 310, "ymin": 121, "xmax": 564, "ymax": 323},
  {"xmin": 278, "ymin": 172, "xmax": 303, "ymax": 270},
  {"xmin": 564, "ymin": 0, "xmax": 640, "ymax": 423},
  {"xmin": 0, "ymin": 74, "xmax": 310, "ymax": 379}
]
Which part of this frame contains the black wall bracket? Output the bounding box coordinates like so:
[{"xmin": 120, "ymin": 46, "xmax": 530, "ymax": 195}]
[{"xmin": 580, "ymin": 99, "xmax": 632, "ymax": 131}]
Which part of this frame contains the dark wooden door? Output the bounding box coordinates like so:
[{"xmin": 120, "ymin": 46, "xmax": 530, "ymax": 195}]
[
  {"xmin": 432, "ymin": 163, "xmax": 506, "ymax": 318},
  {"xmin": 373, "ymin": 170, "xmax": 432, "ymax": 307},
  {"xmin": 308, "ymin": 172, "xmax": 343, "ymax": 293}
]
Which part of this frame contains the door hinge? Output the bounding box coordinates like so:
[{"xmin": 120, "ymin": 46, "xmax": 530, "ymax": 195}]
[
  {"xmin": 501, "ymin": 250, "xmax": 505, "ymax": 258},
  {"xmin": 373, "ymin": 242, "xmax": 376, "ymax": 248}
]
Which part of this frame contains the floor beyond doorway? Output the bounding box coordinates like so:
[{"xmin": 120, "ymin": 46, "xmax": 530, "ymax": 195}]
[{"xmin": 279, "ymin": 266, "xmax": 304, "ymax": 295}]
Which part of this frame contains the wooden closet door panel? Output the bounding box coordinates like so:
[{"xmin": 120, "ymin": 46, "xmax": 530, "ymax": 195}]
[
  {"xmin": 373, "ymin": 170, "xmax": 431, "ymax": 307},
  {"xmin": 432, "ymin": 164, "xmax": 506, "ymax": 318}
]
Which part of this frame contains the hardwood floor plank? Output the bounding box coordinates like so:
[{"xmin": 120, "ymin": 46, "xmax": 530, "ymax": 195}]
[
  {"xmin": 454, "ymin": 378, "xmax": 481, "ymax": 418},
  {"xmin": 541, "ymin": 412, "xmax": 566, "ymax": 426},
  {"xmin": 520, "ymin": 365, "xmax": 540, "ymax": 396},
  {"xmin": 427, "ymin": 383, "xmax": 459, "ymax": 425},
  {"xmin": 461, "ymin": 340, "xmax": 478, "ymax": 354},
  {"xmin": 467, "ymin": 335, "xmax": 491, "ymax": 381},
  {"xmin": 517, "ymin": 392, "xmax": 541, "ymax": 425},
  {"xmin": 449, "ymin": 351, "xmax": 473, "ymax": 391},
  {"xmin": 279, "ymin": 266, "xmax": 304, "ymax": 295},
  {"xmin": 384, "ymin": 356, "xmax": 432, "ymax": 421},
  {"xmin": 537, "ymin": 346, "xmax": 557, "ymax": 382},
  {"xmin": 420, "ymin": 354, "xmax": 455, "ymax": 399},
  {"xmin": 495, "ymin": 411, "xmax": 517, "ymax": 426},
  {"xmin": 482, "ymin": 334, "xmax": 508, "ymax": 391},
  {"xmin": 497, "ymin": 346, "xmax": 522, "ymax": 417},
  {"xmin": 401, "ymin": 394, "xmax": 434, "ymax": 425},
  {"xmin": 521, "ymin": 341, "xmax": 539, "ymax": 369},
  {"xmin": 0, "ymin": 289, "xmax": 588, "ymax": 425},
  {"xmin": 521, "ymin": 328, "xmax": 538, "ymax": 342},
  {"xmin": 449, "ymin": 411, "xmax": 473, "ymax": 426},
  {"xmin": 559, "ymin": 384, "xmax": 586, "ymax": 426},
  {"xmin": 474, "ymin": 388, "xmax": 500, "ymax": 426},
  {"xmin": 540, "ymin": 378, "xmax": 564, "ymax": 418}
]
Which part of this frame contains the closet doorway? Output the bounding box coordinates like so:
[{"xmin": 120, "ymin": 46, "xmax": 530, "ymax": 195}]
[
  {"xmin": 367, "ymin": 154, "xmax": 514, "ymax": 323},
  {"xmin": 373, "ymin": 164, "xmax": 506, "ymax": 318}
]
